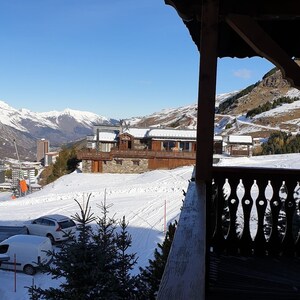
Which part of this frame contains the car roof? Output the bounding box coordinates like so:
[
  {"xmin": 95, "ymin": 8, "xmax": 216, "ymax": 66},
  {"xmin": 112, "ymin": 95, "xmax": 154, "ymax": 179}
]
[
  {"xmin": 39, "ymin": 214, "xmax": 71, "ymax": 222},
  {"xmin": 0, "ymin": 234, "xmax": 50, "ymax": 245}
]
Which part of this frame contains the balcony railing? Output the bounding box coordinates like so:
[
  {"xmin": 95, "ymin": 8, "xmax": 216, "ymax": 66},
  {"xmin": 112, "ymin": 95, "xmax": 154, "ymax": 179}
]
[
  {"xmin": 77, "ymin": 148, "xmax": 196, "ymax": 160},
  {"xmin": 211, "ymin": 166, "xmax": 300, "ymax": 257},
  {"xmin": 158, "ymin": 165, "xmax": 300, "ymax": 300},
  {"xmin": 77, "ymin": 150, "xmax": 111, "ymax": 160}
]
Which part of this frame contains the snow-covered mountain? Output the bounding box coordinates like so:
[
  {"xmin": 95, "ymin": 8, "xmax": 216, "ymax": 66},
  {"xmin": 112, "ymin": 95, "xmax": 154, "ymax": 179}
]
[
  {"xmin": 0, "ymin": 92, "xmax": 237, "ymax": 161},
  {"xmin": 130, "ymin": 66, "xmax": 300, "ymax": 138},
  {"xmin": 129, "ymin": 91, "xmax": 238, "ymax": 129},
  {"xmin": 0, "ymin": 101, "xmax": 114, "ymax": 134},
  {"xmin": 0, "ymin": 101, "xmax": 117, "ymax": 160},
  {"xmin": 2, "ymin": 64, "xmax": 300, "ymax": 161}
]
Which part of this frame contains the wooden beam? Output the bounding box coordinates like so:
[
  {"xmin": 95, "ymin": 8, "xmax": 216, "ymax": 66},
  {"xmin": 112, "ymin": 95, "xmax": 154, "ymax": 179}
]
[
  {"xmin": 196, "ymin": 0, "xmax": 219, "ymax": 182},
  {"xmin": 226, "ymin": 14, "xmax": 300, "ymax": 89}
]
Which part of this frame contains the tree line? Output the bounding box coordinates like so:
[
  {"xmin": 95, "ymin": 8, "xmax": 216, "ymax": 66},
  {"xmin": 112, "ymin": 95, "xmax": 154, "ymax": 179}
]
[{"xmin": 260, "ymin": 132, "xmax": 300, "ymax": 155}]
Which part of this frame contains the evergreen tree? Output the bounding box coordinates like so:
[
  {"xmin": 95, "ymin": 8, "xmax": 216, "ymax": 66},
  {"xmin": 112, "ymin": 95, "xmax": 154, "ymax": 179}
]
[
  {"xmin": 138, "ymin": 220, "xmax": 177, "ymax": 299},
  {"xmin": 28, "ymin": 193, "xmax": 139, "ymax": 300},
  {"xmin": 67, "ymin": 147, "xmax": 81, "ymax": 173},
  {"xmin": 259, "ymin": 131, "xmax": 300, "ymax": 155},
  {"xmin": 115, "ymin": 216, "xmax": 139, "ymax": 299},
  {"xmin": 46, "ymin": 146, "xmax": 80, "ymax": 184},
  {"xmin": 91, "ymin": 200, "xmax": 121, "ymax": 299}
]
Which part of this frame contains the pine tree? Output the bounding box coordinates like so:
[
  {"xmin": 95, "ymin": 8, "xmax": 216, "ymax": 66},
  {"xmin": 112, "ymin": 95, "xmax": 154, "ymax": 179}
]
[
  {"xmin": 115, "ymin": 216, "xmax": 139, "ymax": 299},
  {"xmin": 28, "ymin": 193, "xmax": 139, "ymax": 299},
  {"xmin": 138, "ymin": 220, "xmax": 177, "ymax": 299},
  {"xmin": 90, "ymin": 199, "xmax": 120, "ymax": 299}
]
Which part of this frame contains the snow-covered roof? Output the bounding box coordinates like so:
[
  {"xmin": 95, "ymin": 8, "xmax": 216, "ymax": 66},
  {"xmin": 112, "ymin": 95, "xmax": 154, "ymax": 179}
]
[
  {"xmin": 45, "ymin": 152, "xmax": 59, "ymax": 156},
  {"xmin": 98, "ymin": 132, "xmax": 117, "ymax": 142},
  {"xmin": 123, "ymin": 128, "xmax": 149, "ymax": 139},
  {"xmin": 95, "ymin": 127, "xmax": 197, "ymax": 140},
  {"xmin": 227, "ymin": 135, "xmax": 252, "ymax": 144},
  {"xmin": 147, "ymin": 128, "xmax": 196, "ymax": 139},
  {"xmin": 214, "ymin": 135, "xmax": 223, "ymax": 141},
  {"xmin": 0, "ymin": 234, "xmax": 50, "ymax": 246}
]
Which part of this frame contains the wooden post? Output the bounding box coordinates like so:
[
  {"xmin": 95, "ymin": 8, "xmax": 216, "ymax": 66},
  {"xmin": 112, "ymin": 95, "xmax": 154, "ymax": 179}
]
[
  {"xmin": 195, "ymin": 0, "xmax": 220, "ymax": 297},
  {"xmin": 164, "ymin": 199, "xmax": 167, "ymax": 234},
  {"xmin": 196, "ymin": 0, "xmax": 219, "ymax": 182}
]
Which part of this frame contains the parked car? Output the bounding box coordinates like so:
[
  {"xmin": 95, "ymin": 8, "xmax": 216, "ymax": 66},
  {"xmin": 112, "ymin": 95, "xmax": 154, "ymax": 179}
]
[
  {"xmin": 25, "ymin": 214, "xmax": 77, "ymax": 243},
  {"xmin": 0, "ymin": 234, "xmax": 52, "ymax": 275}
]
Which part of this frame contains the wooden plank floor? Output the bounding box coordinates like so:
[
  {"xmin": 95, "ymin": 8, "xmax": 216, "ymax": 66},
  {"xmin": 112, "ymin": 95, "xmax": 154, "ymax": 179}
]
[{"xmin": 207, "ymin": 253, "xmax": 300, "ymax": 300}]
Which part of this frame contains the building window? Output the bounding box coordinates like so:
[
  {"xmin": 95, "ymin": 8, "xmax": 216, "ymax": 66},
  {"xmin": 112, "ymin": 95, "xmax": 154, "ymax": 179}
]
[
  {"xmin": 115, "ymin": 159, "xmax": 123, "ymax": 165},
  {"xmin": 162, "ymin": 141, "xmax": 176, "ymax": 151},
  {"xmin": 132, "ymin": 160, "xmax": 140, "ymax": 166},
  {"xmin": 180, "ymin": 141, "xmax": 190, "ymax": 151}
]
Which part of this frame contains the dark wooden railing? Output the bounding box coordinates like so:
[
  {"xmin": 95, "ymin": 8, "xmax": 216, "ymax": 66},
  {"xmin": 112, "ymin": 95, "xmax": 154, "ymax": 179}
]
[
  {"xmin": 158, "ymin": 165, "xmax": 300, "ymax": 299},
  {"xmin": 210, "ymin": 166, "xmax": 300, "ymax": 257},
  {"xmin": 77, "ymin": 150, "xmax": 111, "ymax": 160},
  {"xmin": 77, "ymin": 149, "xmax": 196, "ymax": 160}
]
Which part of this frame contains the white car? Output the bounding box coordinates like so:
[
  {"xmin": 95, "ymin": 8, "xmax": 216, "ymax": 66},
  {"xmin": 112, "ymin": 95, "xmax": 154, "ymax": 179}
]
[{"xmin": 25, "ymin": 214, "xmax": 77, "ymax": 243}]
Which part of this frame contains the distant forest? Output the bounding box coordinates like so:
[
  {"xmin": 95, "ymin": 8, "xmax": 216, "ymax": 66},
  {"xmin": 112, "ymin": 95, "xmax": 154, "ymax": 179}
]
[{"xmin": 260, "ymin": 132, "xmax": 300, "ymax": 155}]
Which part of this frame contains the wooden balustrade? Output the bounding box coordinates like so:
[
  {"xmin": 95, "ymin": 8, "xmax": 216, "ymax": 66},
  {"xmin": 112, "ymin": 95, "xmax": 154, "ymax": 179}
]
[
  {"xmin": 77, "ymin": 148, "xmax": 196, "ymax": 160},
  {"xmin": 77, "ymin": 150, "xmax": 111, "ymax": 160},
  {"xmin": 210, "ymin": 166, "xmax": 300, "ymax": 257}
]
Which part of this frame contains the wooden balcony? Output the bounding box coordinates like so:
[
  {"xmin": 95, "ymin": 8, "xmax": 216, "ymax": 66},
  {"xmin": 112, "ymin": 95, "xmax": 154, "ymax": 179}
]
[
  {"xmin": 158, "ymin": 166, "xmax": 300, "ymax": 300},
  {"xmin": 77, "ymin": 148, "xmax": 196, "ymax": 161}
]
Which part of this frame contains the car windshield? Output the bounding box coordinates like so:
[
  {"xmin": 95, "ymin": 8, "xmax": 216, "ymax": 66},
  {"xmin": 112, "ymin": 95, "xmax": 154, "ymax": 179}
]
[{"xmin": 58, "ymin": 219, "xmax": 76, "ymax": 229}]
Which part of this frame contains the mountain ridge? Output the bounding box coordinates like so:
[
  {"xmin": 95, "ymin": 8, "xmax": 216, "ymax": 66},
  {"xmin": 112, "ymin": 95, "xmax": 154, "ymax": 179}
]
[
  {"xmin": 1, "ymin": 65, "xmax": 300, "ymax": 160},
  {"xmin": 0, "ymin": 101, "xmax": 118, "ymax": 160}
]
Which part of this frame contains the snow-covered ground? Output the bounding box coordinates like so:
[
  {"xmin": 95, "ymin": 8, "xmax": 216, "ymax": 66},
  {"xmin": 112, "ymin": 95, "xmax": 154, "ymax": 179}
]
[
  {"xmin": 0, "ymin": 166, "xmax": 192, "ymax": 299},
  {"xmin": 0, "ymin": 153, "xmax": 299, "ymax": 299}
]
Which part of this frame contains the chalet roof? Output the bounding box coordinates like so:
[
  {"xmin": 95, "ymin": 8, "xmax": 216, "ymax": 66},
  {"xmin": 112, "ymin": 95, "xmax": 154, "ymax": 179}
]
[
  {"xmin": 214, "ymin": 135, "xmax": 223, "ymax": 141},
  {"xmin": 95, "ymin": 126, "xmax": 197, "ymax": 141},
  {"xmin": 227, "ymin": 135, "xmax": 253, "ymax": 144},
  {"xmin": 123, "ymin": 128, "xmax": 149, "ymax": 139},
  {"xmin": 98, "ymin": 132, "xmax": 117, "ymax": 142},
  {"xmin": 45, "ymin": 152, "xmax": 59, "ymax": 156},
  {"xmin": 147, "ymin": 128, "xmax": 196, "ymax": 139}
]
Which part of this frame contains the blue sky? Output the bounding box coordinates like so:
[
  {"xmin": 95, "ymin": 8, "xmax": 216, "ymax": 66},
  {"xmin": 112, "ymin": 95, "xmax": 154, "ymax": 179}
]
[{"xmin": 0, "ymin": 0, "xmax": 274, "ymax": 119}]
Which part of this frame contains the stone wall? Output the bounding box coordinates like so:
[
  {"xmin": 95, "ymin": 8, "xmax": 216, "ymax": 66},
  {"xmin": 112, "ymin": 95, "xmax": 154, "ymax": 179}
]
[
  {"xmin": 103, "ymin": 158, "xmax": 148, "ymax": 173},
  {"xmin": 82, "ymin": 160, "xmax": 92, "ymax": 173}
]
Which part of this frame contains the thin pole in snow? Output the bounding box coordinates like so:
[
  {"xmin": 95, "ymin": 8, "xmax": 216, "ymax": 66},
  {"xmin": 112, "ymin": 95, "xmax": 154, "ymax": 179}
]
[
  {"xmin": 14, "ymin": 253, "xmax": 16, "ymax": 292},
  {"xmin": 164, "ymin": 199, "xmax": 166, "ymax": 234}
]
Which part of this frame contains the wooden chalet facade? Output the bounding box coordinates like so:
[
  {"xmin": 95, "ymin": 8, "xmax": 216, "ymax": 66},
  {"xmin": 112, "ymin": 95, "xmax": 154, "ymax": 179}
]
[
  {"xmin": 78, "ymin": 125, "xmax": 198, "ymax": 173},
  {"xmin": 157, "ymin": 1, "xmax": 300, "ymax": 300}
]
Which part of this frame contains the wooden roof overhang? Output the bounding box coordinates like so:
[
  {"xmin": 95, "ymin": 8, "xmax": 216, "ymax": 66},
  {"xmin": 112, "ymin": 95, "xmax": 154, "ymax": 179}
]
[{"xmin": 165, "ymin": 0, "xmax": 300, "ymax": 181}]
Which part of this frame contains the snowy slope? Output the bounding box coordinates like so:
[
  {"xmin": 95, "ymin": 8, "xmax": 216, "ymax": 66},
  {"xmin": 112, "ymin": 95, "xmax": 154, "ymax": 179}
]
[
  {"xmin": 0, "ymin": 154, "xmax": 300, "ymax": 299},
  {"xmin": 0, "ymin": 166, "xmax": 192, "ymax": 299}
]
